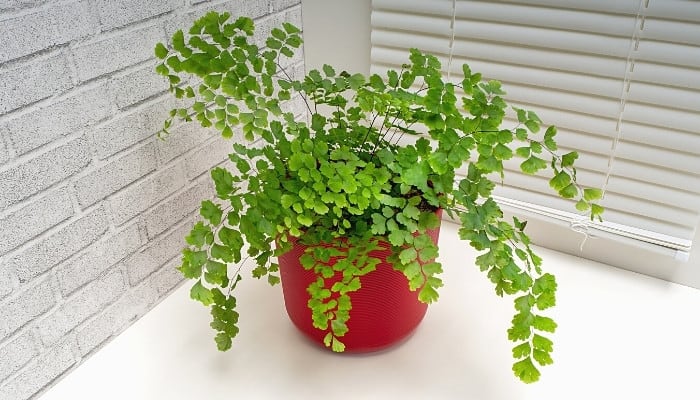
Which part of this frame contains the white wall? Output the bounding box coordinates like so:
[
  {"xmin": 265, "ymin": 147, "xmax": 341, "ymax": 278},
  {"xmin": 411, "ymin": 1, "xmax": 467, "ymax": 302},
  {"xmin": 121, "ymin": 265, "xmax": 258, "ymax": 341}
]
[
  {"xmin": 300, "ymin": 0, "xmax": 700, "ymax": 289},
  {"xmin": 0, "ymin": 1, "xmax": 304, "ymax": 399},
  {"xmin": 301, "ymin": 0, "xmax": 371, "ymax": 76}
]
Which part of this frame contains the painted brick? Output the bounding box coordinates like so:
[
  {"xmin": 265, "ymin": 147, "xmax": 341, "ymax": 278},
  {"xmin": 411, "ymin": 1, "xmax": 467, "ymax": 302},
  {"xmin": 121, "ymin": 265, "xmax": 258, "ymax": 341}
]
[
  {"xmin": 164, "ymin": 0, "xmax": 270, "ymax": 37},
  {"xmin": 140, "ymin": 96, "xmax": 182, "ymax": 138},
  {"xmin": 272, "ymin": 0, "xmax": 301, "ymax": 12},
  {"xmin": 74, "ymin": 257, "xmax": 182, "ymax": 356},
  {"xmin": 72, "ymin": 24, "xmax": 164, "ymax": 82},
  {"xmin": 8, "ymin": 207, "xmax": 109, "ymax": 284},
  {"xmin": 0, "ymin": 267, "xmax": 17, "ymax": 300},
  {"xmin": 0, "ymin": 136, "xmax": 91, "ymax": 210},
  {"xmin": 154, "ymin": 121, "xmax": 215, "ymax": 164},
  {"xmin": 0, "ymin": 1, "xmax": 49, "ymax": 11},
  {"xmin": 0, "ymin": 337, "xmax": 76, "ymax": 400},
  {"xmin": 143, "ymin": 178, "xmax": 213, "ymax": 239},
  {"xmin": 0, "ymin": 332, "xmax": 38, "ymax": 383},
  {"xmin": 0, "ymin": 53, "xmax": 73, "ymax": 114},
  {"xmin": 184, "ymin": 136, "xmax": 234, "ymax": 179},
  {"xmin": 74, "ymin": 298, "xmax": 131, "ymax": 356},
  {"xmin": 108, "ymin": 162, "xmax": 186, "ymax": 226},
  {"xmin": 39, "ymin": 270, "xmax": 126, "ymax": 345},
  {"xmin": 253, "ymin": 13, "xmax": 283, "ymax": 49},
  {"xmin": 92, "ymin": 97, "xmax": 177, "ymax": 159},
  {"xmin": 148, "ymin": 257, "xmax": 184, "ymax": 298},
  {"xmin": 0, "ymin": 276, "xmax": 56, "ymax": 339},
  {"xmin": 253, "ymin": 6, "xmax": 303, "ymax": 49},
  {"xmin": 91, "ymin": 111, "xmax": 147, "ymax": 160},
  {"xmin": 2, "ymin": 85, "xmax": 112, "ymax": 156},
  {"xmin": 74, "ymin": 142, "xmax": 157, "ymax": 207},
  {"xmin": 279, "ymin": 56, "xmax": 305, "ymax": 79},
  {"xmin": 109, "ymin": 60, "xmax": 169, "ymax": 109},
  {"xmin": 56, "ymin": 222, "xmax": 142, "ymax": 296},
  {"xmin": 0, "ymin": 1, "xmax": 98, "ymax": 64},
  {"xmin": 125, "ymin": 217, "xmax": 192, "ymax": 284},
  {"xmin": 0, "ymin": 9, "xmax": 55, "ymax": 64},
  {"xmin": 0, "ymin": 136, "xmax": 9, "ymax": 165},
  {"xmin": 0, "ymin": 189, "xmax": 74, "ymax": 257},
  {"xmin": 94, "ymin": 0, "xmax": 181, "ymax": 31},
  {"xmin": 281, "ymin": 93, "xmax": 309, "ymax": 118},
  {"xmin": 51, "ymin": 0, "xmax": 101, "ymax": 44}
]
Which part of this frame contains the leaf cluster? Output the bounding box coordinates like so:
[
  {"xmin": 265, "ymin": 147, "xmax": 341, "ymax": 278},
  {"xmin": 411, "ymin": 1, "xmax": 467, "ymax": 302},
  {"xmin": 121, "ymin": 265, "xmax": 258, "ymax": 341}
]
[{"xmin": 156, "ymin": 11, "xmax": 604, "ymax": 383}]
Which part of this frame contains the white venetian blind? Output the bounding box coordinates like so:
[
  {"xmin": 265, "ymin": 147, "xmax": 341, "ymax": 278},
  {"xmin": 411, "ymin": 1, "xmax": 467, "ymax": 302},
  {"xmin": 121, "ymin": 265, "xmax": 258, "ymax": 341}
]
[{"xmin": 370, "ymin": 0, "xmax": 700, "ymax": 259}]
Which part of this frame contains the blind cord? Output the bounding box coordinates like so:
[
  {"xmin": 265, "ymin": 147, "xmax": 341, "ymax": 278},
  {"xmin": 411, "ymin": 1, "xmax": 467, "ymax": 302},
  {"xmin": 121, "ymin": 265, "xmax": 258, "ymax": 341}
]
[
  {"xmin": 601, "ymin": 0, "xmax": 648, "ymax": 198},
  {"xmin": 446, "ymin": 0, "xmax": 457, "ymax": 81},
  {"xmin": 571, "ymin": 0, "xmax": 648, "ymax": 251}
]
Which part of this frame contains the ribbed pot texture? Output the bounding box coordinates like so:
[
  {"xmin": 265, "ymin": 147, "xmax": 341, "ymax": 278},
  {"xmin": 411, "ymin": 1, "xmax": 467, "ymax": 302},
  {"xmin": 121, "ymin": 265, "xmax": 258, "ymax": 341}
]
[{"xmin": 278, "ymin": 214, "xmax": 442, "ymax": 353}]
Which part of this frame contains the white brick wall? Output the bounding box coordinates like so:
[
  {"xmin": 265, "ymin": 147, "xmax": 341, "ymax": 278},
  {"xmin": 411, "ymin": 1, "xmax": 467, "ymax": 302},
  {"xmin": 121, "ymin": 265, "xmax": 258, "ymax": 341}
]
[{"xmin": 0, "ymin": 1, "xmax": 304, "ymax": 398}]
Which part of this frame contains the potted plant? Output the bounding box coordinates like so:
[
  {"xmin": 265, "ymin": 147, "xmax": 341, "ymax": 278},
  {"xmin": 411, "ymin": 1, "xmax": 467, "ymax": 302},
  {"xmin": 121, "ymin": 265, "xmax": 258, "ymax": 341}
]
[{"xmin": 154, "ymin": 11, "xmax": 603, "ymax": 383}]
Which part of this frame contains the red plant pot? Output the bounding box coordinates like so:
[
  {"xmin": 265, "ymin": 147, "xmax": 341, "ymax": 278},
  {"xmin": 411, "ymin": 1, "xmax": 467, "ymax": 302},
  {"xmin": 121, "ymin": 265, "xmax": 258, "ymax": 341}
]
[{"xmin": 278, "ymin": 213, "xmax": 442, "ymax": 353}]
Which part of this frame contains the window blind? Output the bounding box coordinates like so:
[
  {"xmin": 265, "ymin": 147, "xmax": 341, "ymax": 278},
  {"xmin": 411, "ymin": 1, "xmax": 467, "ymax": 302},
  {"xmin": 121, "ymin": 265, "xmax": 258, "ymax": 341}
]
[{"xmin": 370, "ymin": 0, "xmax": 700, "ymax": 259}]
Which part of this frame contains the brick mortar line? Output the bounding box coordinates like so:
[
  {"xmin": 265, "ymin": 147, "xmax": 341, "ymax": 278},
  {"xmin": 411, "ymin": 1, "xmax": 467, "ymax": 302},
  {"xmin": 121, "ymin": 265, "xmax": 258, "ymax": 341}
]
[
  {"xmin": 100, "ymin": 141, "xmax": 225, "ymax": 227},
  {"xmin": 0, "ymin": 2, "xmax": 302, "ymax": 397},
  {"xmin": 0, "ymin": 63, "xmax": 111, "ymax": 124},
  {"xmin": 0, "ymin": 201, "xmax": 105, "ymax": 271},
  {"xmin": 0, "ymin": 207, "xmax": 193, "ymax": 350},
  {"xmin": 69, "ymin": 140, "xmax": 157, "ymax": 193}
]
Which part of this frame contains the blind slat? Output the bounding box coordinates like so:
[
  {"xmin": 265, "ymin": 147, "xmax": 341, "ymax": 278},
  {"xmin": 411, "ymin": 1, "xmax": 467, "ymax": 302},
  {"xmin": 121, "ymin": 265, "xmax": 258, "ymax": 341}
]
[
  {"xmin": 371, "ymin": 0, "xmax": 700, "ymax": 254},
  {"xmin": 455, "ymin": 1, "xmax": 637, "ymax": 36}
]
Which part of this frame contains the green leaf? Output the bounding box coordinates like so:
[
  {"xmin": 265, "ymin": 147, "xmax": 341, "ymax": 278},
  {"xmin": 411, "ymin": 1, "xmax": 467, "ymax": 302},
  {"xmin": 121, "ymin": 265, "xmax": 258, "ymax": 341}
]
[
  {"xmin": 331, "ymin": 336, "xmax": 345, "ymax": 352},
  {"xmin": 155, "ymin": 42, "xmax": 168, "ymax": 59},
  {"xmin": 575, "ymin": 199, "xmax": 590, "ymax": 211},
  {"xmin": 533, "ymin": 349, "xmax": 554, "ymax": 366},
  {"xmin": 512, "ymin": 357, "xmax": 541, "ymax": 383},
  {"xmin": 418, "ymin": 211, "xmax": 441, "ymax": 230},
  {"xmin": 297, "ymin": 214, "xmax": 313, "ymax": 227},
  {"xmin": 532, "ymin": 334, "xmax": 553, "ymax": 352},
  {"xmin": 322, "ymin": 64, "xmax": 336, "ymax": 77},
  {"xmin": 561, "ymin": 151, "xmax": 578, "ymax": 168},
  {"xmin": 348, "ymin": 73, "xmax": 365, "ymax": 90},
  {"xmin": 418, "ymin": 246, "xmax": 438, "ymax": 262},
  {"xmin": 533, "ymin": 315, "xmax": 557, "ymax": 333},
  {"xmin": 515, "ymin": 147, "xmax": 531, "ymax": 158},
  {"xmin": 155, "ymin": 63, "xmax": 169, "ymax": 76},
  {"xmin": 520, "ymin": 156, "xmax": 547, "ymax": 174},
  {"xmin": 172, "ymin": 30, "xmax": 190, "ymax": 57},
  {"xmin": 282, "ymin": 22, "xmax": 301, "ymax": 34},
  {"xmin": 271, "ymin": 27, "xmax": 286, "ymax": 40},
  {"xmin": 200, "ymin": 200, "xmax": 223, "ymax": 226},
  {"xmin": 524, "ymin": 120, "xmax": 540, "ymax": 133},
  {"xmin": 266, "ymin": 37, "xmax": 282, "ymax": 49},
  {"xmin": 186, "ymin": 222, "xmax": 213, "ymax": 247},
  {"xmin": 402, "ymin": 163, "xmax": 428, "ymax": 187},
  {"xmin": 180, "ymin": 249, "xmax": 206, "ymax": 279},
  {"xmin": 512, "ymin": 342, "xmax": 531, "ymax": 358},
  {"xmin": 418, "ymin": 284, "xmax": 439, "ymax": 303},
  {"xmin": 583, "ymin": 188, "xmax": 603, "ymax": 201},
  {"xmin": 559, "ymin": 183, "xmax": 578, "ymax": 199},
  {"xmin": 493, "ymin": 143, "xmax": 513, "ymax": 160},
  {"xmin": 210, "ymin": 245, "xmax": 233, "ymax": 264},
  {"xmin": 536, "ymin": 292, "xmax": 556, "ymax": 310},
  {"xmin": 548, "ymin": 171, "xmax": 571, "ymax": 191},
  {"xmin": 215, "ymin": 332, "xmax": 233, "ymax": 351},
  {"xmin": 190, "ymin": 280, "xmax": 214, "ymax": 306},
  {"xmin": 388, "ymin": 230, "xmax": 405, "ymax": 246},
  {"xmin": 399, "ymin": 248, "xmax": 417, "ymax": 265}
]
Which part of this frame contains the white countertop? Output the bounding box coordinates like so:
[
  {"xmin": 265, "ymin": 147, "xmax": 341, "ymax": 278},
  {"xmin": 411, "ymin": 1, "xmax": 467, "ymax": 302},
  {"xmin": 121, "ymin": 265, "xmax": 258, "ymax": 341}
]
[{"xmin": 39, "ymin": 221, "xmax": 700, "ymax": 400}]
